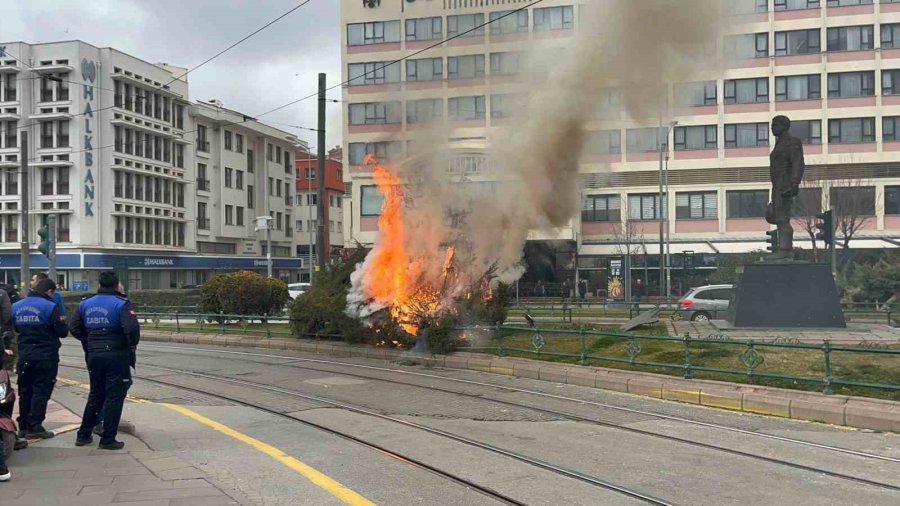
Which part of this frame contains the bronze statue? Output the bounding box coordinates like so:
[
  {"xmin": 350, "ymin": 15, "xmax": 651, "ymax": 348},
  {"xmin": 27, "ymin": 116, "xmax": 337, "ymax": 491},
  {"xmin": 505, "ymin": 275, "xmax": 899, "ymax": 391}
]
[{"xmin": 766, "ymin": 115, "xmax": 805, "ymax": 257}]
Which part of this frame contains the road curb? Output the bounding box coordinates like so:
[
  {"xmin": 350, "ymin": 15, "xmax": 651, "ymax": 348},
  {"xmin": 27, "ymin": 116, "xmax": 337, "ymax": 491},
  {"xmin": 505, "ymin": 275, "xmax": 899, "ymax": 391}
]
[{"xmin": 140, "ymin": 330, "xmax": 900, "ymax": 433}]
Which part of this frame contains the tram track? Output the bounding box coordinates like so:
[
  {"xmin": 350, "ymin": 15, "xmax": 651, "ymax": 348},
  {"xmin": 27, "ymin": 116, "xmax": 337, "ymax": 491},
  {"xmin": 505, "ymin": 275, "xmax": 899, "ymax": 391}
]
[{"xmin": 58, "ymin": 361, "xmax": 674, "ymax": 506}]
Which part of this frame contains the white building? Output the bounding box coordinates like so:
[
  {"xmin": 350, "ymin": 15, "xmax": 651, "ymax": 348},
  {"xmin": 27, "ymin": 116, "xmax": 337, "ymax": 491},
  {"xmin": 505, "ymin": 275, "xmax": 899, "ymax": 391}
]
[{"xmin": 0, "ymin": 40, "xmax": 305, "ymax": 290}]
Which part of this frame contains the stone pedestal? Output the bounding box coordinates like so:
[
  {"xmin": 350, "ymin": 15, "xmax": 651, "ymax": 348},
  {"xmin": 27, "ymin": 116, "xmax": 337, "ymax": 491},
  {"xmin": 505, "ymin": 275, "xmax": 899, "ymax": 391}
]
[{"xmin": 730, "ymin": 262, "xmax": 846, "ymax": 328}]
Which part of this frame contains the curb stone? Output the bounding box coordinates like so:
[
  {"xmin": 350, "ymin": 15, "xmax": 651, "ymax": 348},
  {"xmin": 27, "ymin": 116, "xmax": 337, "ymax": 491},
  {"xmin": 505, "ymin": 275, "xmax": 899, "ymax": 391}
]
[{"xmin": 141, "ymin": 330, "xmax": 900, "ymax": 433}]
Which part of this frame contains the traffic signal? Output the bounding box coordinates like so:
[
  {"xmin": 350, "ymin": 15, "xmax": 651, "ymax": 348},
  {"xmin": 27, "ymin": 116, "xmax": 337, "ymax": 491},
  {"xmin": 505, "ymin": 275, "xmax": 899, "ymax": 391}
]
[
  {"xmin": 765, "ymin": 229, "xmax": 778, "ymax": 253},
  {"xmin": 37, "ymin": 224, "xmax": 50, "ymax": 257},
  {"xmin": 815, "ymin": 209, "xmax": 834, "ymax": 247}
]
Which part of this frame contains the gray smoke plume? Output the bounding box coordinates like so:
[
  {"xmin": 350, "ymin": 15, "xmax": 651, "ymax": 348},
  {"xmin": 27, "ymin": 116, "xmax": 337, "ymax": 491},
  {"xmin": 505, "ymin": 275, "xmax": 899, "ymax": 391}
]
[{"xmin": 347, "ymin": 0, "xmax": 725, "ymax": 321}]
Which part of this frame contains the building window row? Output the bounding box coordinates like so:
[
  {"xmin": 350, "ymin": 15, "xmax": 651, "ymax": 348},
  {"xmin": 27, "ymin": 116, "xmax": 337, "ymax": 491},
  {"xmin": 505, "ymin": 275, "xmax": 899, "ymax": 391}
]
[
  {"xmin": 349, "ymin": 51, "xmax": 533, "ymax": 86},
  {"xmin": 39, "ymin": 73, "xmax": 69, "ymax": 102},
  {"xmin": 114, "ymin": 216, "xmax": 186, "ymax": 247},
  {"xmin": 223, "ymin": 130, "xmax": 244, "ymax": 153},
  {"xmin": 350, "ymin": 94, "xmax": 526, "ymax": 126},
  {"xmin": 39, "ymin": 120, "xmax": 69, "ymax": 149},
  {"xmin": 730, "ymin": 23, "xmax": 900, "ymax": 59},
  {"xmin": 114, "ymin": 126, "xmax": 175, "ymax": 164},
  {"xmin": 114, "ymin": 80, "xmax": 183, "ymax": 128},
  {"xmin": 39, "ymin": 167, "xmax": 70, "ymax": 196},
  {"xmin": 347, "ymin": 6, "xmax": 573, "ymax": 46},
  {"xmin": 113, "ymin": 170, "xmax": 186, "ymax": 207}
]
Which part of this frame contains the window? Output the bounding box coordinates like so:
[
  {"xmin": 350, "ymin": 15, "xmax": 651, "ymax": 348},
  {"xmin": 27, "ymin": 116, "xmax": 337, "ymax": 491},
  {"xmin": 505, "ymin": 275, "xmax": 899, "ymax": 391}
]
[
  {"xmin": 267, "ymin": 143, "xmax": 274, "ymax": 161},
  {"xmin": 349, "ymin": 61, "xmax": 401, "ymax": 86},
  {"xmin": 490, "ymin": 52, "xmax": 522, "ymax": 76},
  {"xmin": 883, "ymin": 70, "xmax": 900, "ymax": 95},
  {"xmin": 307, "ymin": 193, "xmax": 317, "ymax": 206},
  {"xmin": 235, "ymin": 134, "xmax": 243, "ymax": 153},
  {"xmin": 235, "ymin": 206, "xmax": 244, "ymax": 227},
  {"xmin": 276, "ymin": 179, "xmax": 282, "ymax": 197},
  {"xmin": 674, "ymin": 125, "xmax": 717, "ymax": 150},
  {"xmin": 791, "ymin": 120, "xmax": 822, "ymax": 145},
  {"xmin": 225, "ymin": 205, "xmax": 233, "ymax": 225},
  {"xmin": 676, "ymin": 192, "xmax": 718, "ymax": 219},
  {"xmin": 490, "ymin": 94, "xmax": 521, "ymax": 119},
  {"xmin": 284, "ymin": 152, "xmax": 291, "ymax": 173},
  {"xmin": 626, "ymin": 128, "xmax": 666, "ymax": 153},
  {"xmin": 347, "ymin": 21, "xmax": 401, "ymax": 46},
  {"xmin": 883, "ymin": 23, "xmax": 900, "ymax": 49},
  {"xmin": 775, "ymin": 74, "xmax": 821, "ymax": 101},
  {"xmin": 405, "ymin": 17, "xmax": 442, "ymax": 41},
  {"xmin": 41, "ymin": 168, "xmax": 54, "ymax": 195},
  {"xmin": 349, "ymin": 102, "xmax": 401, "ymax": 125},
  {"xmin": 628, "ymin": 194, "xmax": 667, "ymax": 220},
  {"xmin": 236, "ymin": 170, "xmax": 243, "ymax": 189},
  {"xmin": 727, "ymin": 190, "xmax": 768, "ymax": 218},
  {"xmin": 675, "ymin": 81, "xmax": 717, "ymax": 106},
  {"xmin": 792, "ymin": 188, "xmax": 822, "ymax": 217},
  {"xmin": 406, "ymin": 99, "xmax": 443, "ymax": 124},
  {"xmin": 448, "ymin": 96, "xmax": 485, "ymax": 120},
  {"xmin": 827, "ymin": 71, "xmax": 875, "ymax": 97},
  {"xmin": 582, "ymin": 194, "xmax": 621, "ymax": 222},
  {"xmin": 348, "ymin": 141, "xmax": 403, "ymax": 164},
  {"xmin": 330, "ymin": 221, "xmax": 334, "ymax": 232},
  {"xmin": 775, "ymin": 29, "xmax": 821, "ymax": 55},
  {"xmin": 725, "ymin": 33, "xmax": 768, "ymax": 59},
  {"xmin": 448, "ymin": 55, "xmax": 485, "ymax": 79},
  {"xmin": 361, "ymin": 186, "xmax": 385, "ymax": 216},
  {"xmin": 276, "ymin": 146, "xmax": 282, "ymax": 164},
  {"xmin": 724, "ymin": 78, "xmax": 768, "ymax": 104},
  {"xmin": 3, "ymin": 73, "xmax": 16, "ymax": 102},
  {"xmin": 831, "ymin": 186, "xmax": 875, "ymax": 216},
  {"xmin": 826, "ymin": 0, "xmax": 872, "ymax": 6},
  {"xmin": 268, "ymin": 177, "xmax": 274, "ymax": 195},
  {"xmin": 885, "ymin": 186, "xmax": 900, "ymax": 215},
  {"xmin": 827, "ymin": 26, "xmax": 874, "ymax": 52},
  {"xmin": 196, "ymin": 125, "xmax": 209, "ymax": 152},
  {"xmin": 829, "ymin": 117, "xmax": 875, "ymax": 143},
  {"xmin": 585, "ymin": 130, "xmax": 621, "ymax": 155},
  {"xmin": 534, "ymin": 6, "xmax": 574, "ymax": 31},
  {"xmin": 725, "ymin": 123, "xmax": 769, "ymax": 148},
  {"xmin": 405, "ymin": 58, "xmax": 443, "ymax": 81},
  {"xmin": 774, "ymin": 0, "xmax": 820, "ymax": 9},
  {"xmin": 224, "ymin": 130, "xmax": 232, "ymax": 150},
  {"xmin": 490, "ymin": 9, "xmax": 528, "ymax": 34},
  {"xmin": 448, "ymin": 14, "xmax": 485, "ymax": 38},
  {"xmin": 247, "ymin": 149, "xmax": 254, "ymax": 172},
  {"xmin": 248, "ymin": 185, "xmax": 255, "ymax": 209},
  {"xmin": 224, "ymin": 167, "xmax": 233, "ymax": 188},
  {"xmin": 726, "ymin": 0, "xmax": 768, "ymax": 14},
  {"xmin": 57, "ymin": 167, "xmax": 69, "ymax": 194}
]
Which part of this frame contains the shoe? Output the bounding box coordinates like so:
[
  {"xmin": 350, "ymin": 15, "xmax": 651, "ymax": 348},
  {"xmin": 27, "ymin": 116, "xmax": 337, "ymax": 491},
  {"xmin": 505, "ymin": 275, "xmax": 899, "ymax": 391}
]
[
  {"xmin": 74, "ymin": 435, "xmax": 93, "ymax": 447},
  {"xmin": 0, "ymin": 465, "xmax": 9, "ymax": 482},
  {"xmin": 25, "ymin": 427, "xmax": 54, "ymax": 439},
  {"xmin": 13, "ymin": 439, "xmax": 27, "ymax": 450},
  {"xmin": 98, "ymin": 440, "xmax": 124, "ymax": 450},
  {"xmin": 15, "ymin": 429, "xmax": 24, "ymax": 439},
  {"xmin": 92, "ymin": 424, "xmax": 103, "ymax": 436}
]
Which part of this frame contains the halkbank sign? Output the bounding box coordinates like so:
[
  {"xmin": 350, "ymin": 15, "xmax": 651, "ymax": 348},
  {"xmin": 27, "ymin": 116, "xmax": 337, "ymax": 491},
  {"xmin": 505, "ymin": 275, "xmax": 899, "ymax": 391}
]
[{"xmin": 82, "ymin": 58, "xmax": 97, "ymax": 218}]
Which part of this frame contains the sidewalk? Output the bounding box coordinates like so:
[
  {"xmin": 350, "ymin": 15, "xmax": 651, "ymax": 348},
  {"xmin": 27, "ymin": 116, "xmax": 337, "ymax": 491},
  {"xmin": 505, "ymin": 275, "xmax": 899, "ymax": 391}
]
[{"xmin": 2, "ymin": 398, "xmax": 244, "ymax": 505}]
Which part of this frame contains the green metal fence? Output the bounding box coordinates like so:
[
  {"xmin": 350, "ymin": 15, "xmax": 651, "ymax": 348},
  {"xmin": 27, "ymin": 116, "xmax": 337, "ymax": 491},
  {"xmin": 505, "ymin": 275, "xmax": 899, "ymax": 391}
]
[
  {"xmin": 135, "ymin": 311, "xmax": 343, "ymax": 341},
  {"xmin": 462, "ymin": 325, "xmax": 900, "ymax": 396}
]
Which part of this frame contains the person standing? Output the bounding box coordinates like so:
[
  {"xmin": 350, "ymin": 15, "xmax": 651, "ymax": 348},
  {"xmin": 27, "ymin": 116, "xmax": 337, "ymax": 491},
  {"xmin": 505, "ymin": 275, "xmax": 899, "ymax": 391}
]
[
  {"xmin": 31, "ymin": 273, "xmax": 65, "ymax": 316},
  {"xmin": 12, "ymin": 278, "xmax": 68, "ymax": 439},
  {"xmin": 0, "ymin": 287, "xmax": 12, "ymax": 372},
  {"xmin": 71, "ymin": 271, "xmax": 140, "ymax": 450}
]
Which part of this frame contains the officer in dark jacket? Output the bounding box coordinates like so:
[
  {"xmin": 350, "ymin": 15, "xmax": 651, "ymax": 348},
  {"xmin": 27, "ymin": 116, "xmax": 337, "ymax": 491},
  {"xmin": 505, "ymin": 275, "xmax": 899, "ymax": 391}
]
[
  {"xmin": 71, "ymin": 271, "xmax": 139, "ymax": 450},
  {"xmin": 12, "ymin": 278, "xmax": 68, "ymax": 439}
]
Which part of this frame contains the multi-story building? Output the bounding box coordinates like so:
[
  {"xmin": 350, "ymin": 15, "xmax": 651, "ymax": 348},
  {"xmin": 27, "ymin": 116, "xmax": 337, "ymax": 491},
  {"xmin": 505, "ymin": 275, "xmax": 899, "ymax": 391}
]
[
  {"xmin": 295, "ymin": 147, "xmax": 345, "ymax": 281},
  {"xmin": 341, "ymin": 0, "xmax": 900, "ymax": 297},
  {"xmin": 0, "ymin": 40, "xmax": 304, "ymax": 290}
]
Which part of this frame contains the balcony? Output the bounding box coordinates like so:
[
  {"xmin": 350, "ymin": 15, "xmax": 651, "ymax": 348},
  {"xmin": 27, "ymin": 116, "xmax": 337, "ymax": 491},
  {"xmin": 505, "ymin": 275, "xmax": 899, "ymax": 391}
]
[
  {"xmin": 197, "ymin": 217, "xmax": 210, "ymax": 230},
  {"xmin": 197, "ymin": 178, "xmax": 210, "ymax": 192}
]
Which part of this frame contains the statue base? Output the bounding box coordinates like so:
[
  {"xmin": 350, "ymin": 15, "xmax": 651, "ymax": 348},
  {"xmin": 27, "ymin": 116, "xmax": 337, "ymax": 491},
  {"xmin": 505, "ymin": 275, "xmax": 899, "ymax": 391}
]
[{"xmin": 729, "ymin": 261, "xmax": 846, "ymax": 328}]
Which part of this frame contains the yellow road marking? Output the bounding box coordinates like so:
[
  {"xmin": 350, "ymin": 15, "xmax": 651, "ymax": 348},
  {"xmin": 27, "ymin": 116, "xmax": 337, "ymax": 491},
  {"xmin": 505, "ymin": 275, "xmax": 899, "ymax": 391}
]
[{"xmin": 58, "ymin": 377, "xmax": 377, "ymax": 506}]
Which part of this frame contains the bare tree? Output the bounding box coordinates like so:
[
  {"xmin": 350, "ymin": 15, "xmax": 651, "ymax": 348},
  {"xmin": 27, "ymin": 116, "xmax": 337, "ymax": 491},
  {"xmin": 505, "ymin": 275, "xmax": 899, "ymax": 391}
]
[
  {"xmin": 826, "ymin": 178, "xmax": 878, "ymax": 251},
  {"xmin": 790, "ymin": 181, "xmax": 825, "ymax": 262}
]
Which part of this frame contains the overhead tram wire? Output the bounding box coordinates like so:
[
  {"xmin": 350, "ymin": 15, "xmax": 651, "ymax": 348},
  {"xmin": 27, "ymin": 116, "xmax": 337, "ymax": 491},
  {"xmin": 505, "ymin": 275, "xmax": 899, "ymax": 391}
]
[
  {"xmin": 12, "ymin": 0, "xmax": 316, "ymax": 134},
  {"xmin": 28, "ymin": 0, "xmax": 540, "ymax": 162}
]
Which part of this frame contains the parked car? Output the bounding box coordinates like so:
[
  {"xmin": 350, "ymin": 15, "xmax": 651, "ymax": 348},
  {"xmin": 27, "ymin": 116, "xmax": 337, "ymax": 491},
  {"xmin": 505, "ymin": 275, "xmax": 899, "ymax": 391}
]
[
  {"xmin": 288, "ymin": 282, "xmax": 311, "ymax": 299},
  {"xmin": 678, "ymin": 284, "xmax": 733, "ymax": 322}
]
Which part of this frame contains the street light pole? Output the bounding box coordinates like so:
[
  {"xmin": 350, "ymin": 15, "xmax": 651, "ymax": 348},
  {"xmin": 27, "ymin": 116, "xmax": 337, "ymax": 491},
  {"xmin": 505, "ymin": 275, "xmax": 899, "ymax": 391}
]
[
  {"xmin": 307, "ymin": 160, "xmax": 314, "ymax": 283},
  {"xmin": 658, "ymin": 116, "xmax": 665, "ymax": 300}
]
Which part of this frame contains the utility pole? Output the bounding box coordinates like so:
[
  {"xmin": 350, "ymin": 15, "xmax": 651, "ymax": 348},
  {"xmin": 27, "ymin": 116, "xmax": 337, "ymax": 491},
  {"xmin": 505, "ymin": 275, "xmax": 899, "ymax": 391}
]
[
  {"xmin": 19, "ymin": 131, "xmax": 29, "ymax": 290},
  {"xmin": 307, "ymin": 160, "xmax": 314, "ymax": 283},
  {"xmin": 315, "ymin": 73, "xmax": 327, "ymax": 274},
  {"xmin": 266, "ymin": 223, "xmax": 273, "ymax": 279},
  {"xmin": 48, "ymin": 214, "xmax": 57, "ymax": 282},
  {"xmin": 657, "ymin": 117, "xmax": 665, "ymax": 300}
]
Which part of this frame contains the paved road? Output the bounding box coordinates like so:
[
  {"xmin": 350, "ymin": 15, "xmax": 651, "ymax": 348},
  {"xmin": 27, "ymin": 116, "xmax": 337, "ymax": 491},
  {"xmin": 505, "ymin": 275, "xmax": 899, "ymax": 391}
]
[{"xmin": 46, "ymin": 340, "xmax": 900, "ymax": 505}]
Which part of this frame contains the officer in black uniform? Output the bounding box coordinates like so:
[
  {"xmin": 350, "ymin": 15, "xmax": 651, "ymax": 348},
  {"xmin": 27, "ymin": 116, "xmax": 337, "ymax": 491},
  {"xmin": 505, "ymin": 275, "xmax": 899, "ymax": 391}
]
[
  {"xmin": 12, "ymin": 278, "xmax": 69, "ymax": 439},
  {"xmin": 71, "ymin": 271, "xmax": 140, "ymax": 450}
]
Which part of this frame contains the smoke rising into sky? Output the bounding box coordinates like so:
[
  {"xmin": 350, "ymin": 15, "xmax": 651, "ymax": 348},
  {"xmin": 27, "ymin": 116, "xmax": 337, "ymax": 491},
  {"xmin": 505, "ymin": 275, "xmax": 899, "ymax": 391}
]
[{"xmin": 347, "ymin": 0, "xmax": 724, "ymax": 323}]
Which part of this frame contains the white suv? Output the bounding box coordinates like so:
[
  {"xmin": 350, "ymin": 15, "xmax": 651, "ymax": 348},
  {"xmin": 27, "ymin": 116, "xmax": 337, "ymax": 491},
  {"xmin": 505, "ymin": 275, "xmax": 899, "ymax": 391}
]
[{"xmin": 677, "ymin": 284, "xmax": 733, "ymax": 322}]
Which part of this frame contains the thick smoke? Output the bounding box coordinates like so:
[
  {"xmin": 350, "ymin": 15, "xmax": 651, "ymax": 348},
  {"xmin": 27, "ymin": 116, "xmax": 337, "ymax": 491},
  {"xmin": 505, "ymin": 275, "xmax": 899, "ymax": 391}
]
[{"xmin": 347, "ymin": 0, "xmax": 725, "ymax": 321}]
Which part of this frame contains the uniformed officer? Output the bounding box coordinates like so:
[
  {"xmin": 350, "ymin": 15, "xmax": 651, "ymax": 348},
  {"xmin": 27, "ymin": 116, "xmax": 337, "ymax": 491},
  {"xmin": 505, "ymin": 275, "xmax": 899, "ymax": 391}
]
[
  {"xmin": 71, "ymin": 271, "xmax": 140, "ymax": 450},
  {"xmin": 12, "ymin": 278, "xmax": 69, "ymax": 439}
]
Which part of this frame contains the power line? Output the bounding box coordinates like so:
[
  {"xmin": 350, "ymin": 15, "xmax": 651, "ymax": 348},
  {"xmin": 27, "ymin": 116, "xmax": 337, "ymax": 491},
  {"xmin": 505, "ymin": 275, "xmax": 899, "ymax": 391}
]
[{"xmin": 12, "ymin": 0, "xmax": 316, "ymax": 133}]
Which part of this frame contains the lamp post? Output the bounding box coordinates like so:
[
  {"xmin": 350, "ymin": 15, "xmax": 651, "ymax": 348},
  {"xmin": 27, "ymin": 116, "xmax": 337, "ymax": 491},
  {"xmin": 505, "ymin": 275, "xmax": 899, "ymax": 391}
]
[
  {"xmin": 657, "ymin": 119, "xmax": 677, "ymax": 302},
  {"xmin": 307, "ymin": 163, "xmax": 314, "ymax": 283}
]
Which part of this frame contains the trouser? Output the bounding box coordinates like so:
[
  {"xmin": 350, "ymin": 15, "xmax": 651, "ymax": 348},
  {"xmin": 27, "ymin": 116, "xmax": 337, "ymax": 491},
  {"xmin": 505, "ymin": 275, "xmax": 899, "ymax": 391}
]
[
  {"xmin": 773, "ymin": 192, "xmax": 794, "ymax": 252},
  {"xmin": 16, "ymin": 359, "xmax": 58, "ymax": 432},
  {"xmin": 78, "ymin": 352, "xmax": 131, "ymax": 444}
]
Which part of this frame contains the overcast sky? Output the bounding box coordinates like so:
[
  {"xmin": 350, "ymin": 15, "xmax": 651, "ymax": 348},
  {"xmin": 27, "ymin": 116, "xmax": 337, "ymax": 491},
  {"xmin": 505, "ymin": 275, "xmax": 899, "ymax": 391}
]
[{"xmin": 0, "ymin": 0, "xmax": 342, "ymax": 151}]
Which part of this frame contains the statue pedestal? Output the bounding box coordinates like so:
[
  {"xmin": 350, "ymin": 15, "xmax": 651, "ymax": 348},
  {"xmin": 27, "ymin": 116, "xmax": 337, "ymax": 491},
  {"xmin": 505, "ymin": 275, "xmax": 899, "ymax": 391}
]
[{"xmin": 729, "ymin": 261, "xmax": 846, "ymax": 328}]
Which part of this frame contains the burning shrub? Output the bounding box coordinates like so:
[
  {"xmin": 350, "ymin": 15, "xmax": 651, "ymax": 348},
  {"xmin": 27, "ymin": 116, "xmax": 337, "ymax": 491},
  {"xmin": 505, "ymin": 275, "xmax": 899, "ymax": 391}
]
[
  {"xmin": 289, "ymin": 248, "xmax": 369, "ymax": 342},
  {"xmin": 200, "ymin": 271, "xmax": 289, "ymax": 316}
]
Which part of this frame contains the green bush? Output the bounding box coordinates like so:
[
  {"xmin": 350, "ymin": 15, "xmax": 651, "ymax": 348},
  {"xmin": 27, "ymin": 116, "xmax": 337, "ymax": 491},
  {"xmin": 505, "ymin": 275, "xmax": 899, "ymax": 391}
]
[
  {"xmin": 200, "ymin": 271, "xmax": 289, "ymax": 316},
  {"xmin": 289, "ymin": 249, "xmax": 369, "ymax": 341}
]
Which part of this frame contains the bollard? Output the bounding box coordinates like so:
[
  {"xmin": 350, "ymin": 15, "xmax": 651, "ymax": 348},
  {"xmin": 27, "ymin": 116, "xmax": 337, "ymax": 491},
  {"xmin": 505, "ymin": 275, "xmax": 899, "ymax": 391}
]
[
  {"xmin": 683, "ymin": 332, "xmax": 693, "ymax": 379},
  {"xmin": 823, "ymin": 340, "xmax": 833, "ymax": 395}
]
